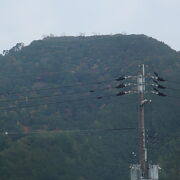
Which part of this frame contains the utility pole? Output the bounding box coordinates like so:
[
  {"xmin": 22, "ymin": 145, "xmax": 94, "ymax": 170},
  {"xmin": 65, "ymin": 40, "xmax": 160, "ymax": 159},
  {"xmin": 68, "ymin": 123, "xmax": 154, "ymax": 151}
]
[
  {"xmin": 115, "ymin": 64, "xmax": 162, "ymax": 180},
  {"xmin": 130, "ymin": 64, "xmax": 159, "ymax": 180},
  {"xmin": 137, "ymin": 64, "xmax": 147, "ymax": 178}
]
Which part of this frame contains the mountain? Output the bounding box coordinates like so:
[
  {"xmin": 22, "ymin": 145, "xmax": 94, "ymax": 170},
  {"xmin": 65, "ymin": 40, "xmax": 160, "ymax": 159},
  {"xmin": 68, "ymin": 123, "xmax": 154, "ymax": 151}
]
[{"xmin": 0, "ymin": 34, "xmax": 179, "ymax": 180}]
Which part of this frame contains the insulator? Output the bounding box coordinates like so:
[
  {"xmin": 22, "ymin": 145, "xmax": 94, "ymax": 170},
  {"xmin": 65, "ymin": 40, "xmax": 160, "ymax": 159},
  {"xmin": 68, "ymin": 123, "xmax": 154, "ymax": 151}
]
[
  {"xmin": 154, "ymin": 72, "xmax": 159, "ymax": 77},
  {"xmin": 116, "ymin": 76, "xmax": 125, "ymax": 81},
  {"xmin": 157, "ymin": 85, "xmax": 166, "ymax": 89},
  {"xmin": 89, "ymin": 90, "xmax": 95, "ymax": 92},
  {"xmin": 151, "ymin": 91, "xmax": 157, "ymax": 95},
  {"xmin": 116, "ymin": 84, "xmax": 125, "ymax": 88},
  {"xmin": 97, "ymin": 96, "xmax": 103, "ymax": 99},
  {"xmin": 158, "ymin": 92, "xmax": 167, "ymax": 96},
  {"xmin": 153, "ymin": 88, "xmax": 159, "ymax": 92},
  {"xmin": 116, "ymin": 91, "xmax": 125, "ymax": 96},
  {"xmin": 153, "ymin": 79, "xmax": 159, "ymax": 84},
  {"xmin": 157, "ymin": 77, "xmax": 165, "ymax": 82}
]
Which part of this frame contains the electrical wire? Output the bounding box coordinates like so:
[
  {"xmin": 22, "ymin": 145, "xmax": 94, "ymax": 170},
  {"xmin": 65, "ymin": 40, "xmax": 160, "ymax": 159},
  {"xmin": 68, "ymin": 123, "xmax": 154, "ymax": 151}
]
[
  {"xmin": 165, "ymin": 79, "xmax": 180, "ymax": 85},
  {"xmin": 151, "ymin": 92, "xmax": 180, "ymax": 99},
  {"xmin": 0, "ymin": 74, "xmax": 130, "ymax": 96},
  {"xmin": 0, "ymin": 71, "xmax": 64, "ymax": 78},
  {"xmin": 148, "ymin": 83, "xmax": 180, "ymax": 91},
  {"xmin": 0, "ymin": 79, "xmax": 115, "ymax": 96},
  {"xmin": 0, "ymin": 68, "xmax": 131, "ymax": 80},
  {"xmin": 0, "ymin": 68, "xmax": 138, "ymax": 96},
  {"xmin": 0, "ymin": 93, "xmax": 136, "ymax": 111},
  {"xmin": 166, "ymin": 87, "xmax": 180, "ymax": 91},
  {"xmin": 0, "ymin": 85, "xmax": 118, "ymax": 104},
  {"xmin": 166, "ymin": 95, "xmax": 180, "ymax": 99},
  {"xmin": 0, "ymin": 82, "xmax": 135, "ymax": 104},
  {"xmin": 1, "ymin": 127, "xmax": 137, "ymax": 136},
  {"xmin": 147, "ymin": 70, "xmax": 180, "ymax": 85}
]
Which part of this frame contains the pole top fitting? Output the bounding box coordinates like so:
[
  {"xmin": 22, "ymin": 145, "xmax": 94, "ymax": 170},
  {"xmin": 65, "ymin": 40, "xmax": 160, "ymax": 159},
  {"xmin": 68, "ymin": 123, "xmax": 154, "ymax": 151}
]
[{"xmin": 140, "ymin": 99, "xmax": 152, "ymax": 106}]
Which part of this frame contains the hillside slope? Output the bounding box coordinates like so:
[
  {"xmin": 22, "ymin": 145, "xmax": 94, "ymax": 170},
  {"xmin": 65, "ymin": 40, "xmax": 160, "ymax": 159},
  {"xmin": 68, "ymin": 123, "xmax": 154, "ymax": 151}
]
[{"xmin": 0, "ymin": 34, "xmax": 179, "ymax": 180}]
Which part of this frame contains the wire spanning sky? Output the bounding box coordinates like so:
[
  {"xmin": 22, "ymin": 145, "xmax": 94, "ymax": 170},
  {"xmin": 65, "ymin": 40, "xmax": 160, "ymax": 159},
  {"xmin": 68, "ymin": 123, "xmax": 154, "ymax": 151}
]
[{"xmin": 0, "ymin": 0, "xmax": 180, "ymax": 53}]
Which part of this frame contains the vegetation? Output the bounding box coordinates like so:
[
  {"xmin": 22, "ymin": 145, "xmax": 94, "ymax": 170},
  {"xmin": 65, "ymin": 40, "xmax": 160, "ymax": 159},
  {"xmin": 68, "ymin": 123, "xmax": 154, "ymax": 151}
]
[{"xmin": 0, "ymin": 34, "xmax": 179, "ymax": 179}]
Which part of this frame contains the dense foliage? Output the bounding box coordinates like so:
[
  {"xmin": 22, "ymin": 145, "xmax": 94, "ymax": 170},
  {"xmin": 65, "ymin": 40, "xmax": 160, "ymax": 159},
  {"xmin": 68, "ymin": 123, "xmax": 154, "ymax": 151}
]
[{"xmin": 0, "ymin": 34, "xmax": 179, "ymax": 180}]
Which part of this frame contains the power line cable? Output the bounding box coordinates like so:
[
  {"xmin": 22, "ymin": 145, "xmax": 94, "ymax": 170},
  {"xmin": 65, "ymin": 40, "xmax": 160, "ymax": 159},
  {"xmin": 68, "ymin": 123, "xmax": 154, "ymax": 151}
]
[
  {"xmin": 149, "ymin": 81, "xmax": 180, "ymax": 91},
  {"xmin": 166, "ymin": 87, "xmax": 180, "ymax": 91},
  {"xmin": 0, "ymin": 71, "xmax": 64, "ymax": 78},
  {"xmin": 165, "ymin": 79, "xmax": 180, "ymax": 85},
  {"xmin": 0, "ymin": 93, "xmax": 135, "ymax": 111},
  {"xmin": 0, "ymin": 86, "xmax": 118, "ymax": 104},
  {"xmin": 0, "ymin": 82, "xmax": 133, "ymax": 104},
  {"xmin": 1, "ymin": 127, "xmax": 137, "ymax": 136},
  {"xmin": 166, "ymin": 95, "xmax": 180, "ymax": 99},
  {"xmin": 0, "ymin": 68, "xmax": 133, "ymax": 80},
  {"xmin": 0, "ymin": 75, "xmax": 129, "ymax": 96},
  {"xmin": 0, "ymin": 79, "xmax": 114, "ymax": 96},
  {"xmin": 151, "ymin": 72, "xmax": 180, "ymax": 85}
]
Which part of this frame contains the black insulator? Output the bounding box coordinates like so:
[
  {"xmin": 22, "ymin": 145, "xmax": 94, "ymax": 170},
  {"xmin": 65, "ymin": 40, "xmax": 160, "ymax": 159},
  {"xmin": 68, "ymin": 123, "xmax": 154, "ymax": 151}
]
[
  {"xmin": 158, "ymin": 92, "xmax": 167, "ymax": 96},
  {"xmin": 157, "ymin": 85, "xmax": 166, "ymax": 89},
  {"xmin": 157, "ymin": 77, "xmax": 165, "ymax": 82},
  {"xmin": 154, "ymin": 72, "xmax": 159, "ymax": 77},
  {"xmin": 153, "ymin": 88, "xmax": 159, "ymax": 92},
  {"xmin": 116, "ymin": 91, "xmax": 125, "ymax": 96},
  {"xmin": 89, "ymin": 90, "xmax": 95, "ymax": 92},
  {"xmin": 153, "ymin": 79, "xmax": 159, "ymax": 84},
  {"xmin": 116, "ymin": 76, "xmax": 125, "ymax": 81},
  {"xmin": 116, "ymin": 84, "xmax": 125, "ymax": 88},
  {"xmin": 97, "ymin": 96, "xmax": 103, "ymax": 99}
]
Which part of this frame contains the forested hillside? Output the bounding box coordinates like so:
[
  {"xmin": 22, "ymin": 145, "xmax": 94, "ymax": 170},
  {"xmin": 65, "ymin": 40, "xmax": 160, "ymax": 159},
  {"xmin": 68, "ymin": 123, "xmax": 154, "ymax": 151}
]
[{"xmin": 0, "ymin": 34, "xmax": 179, "ymax": 180}]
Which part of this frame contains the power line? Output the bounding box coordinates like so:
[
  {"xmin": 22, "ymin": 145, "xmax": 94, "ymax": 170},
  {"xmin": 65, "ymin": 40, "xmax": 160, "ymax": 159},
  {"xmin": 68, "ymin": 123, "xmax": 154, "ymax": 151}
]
[
  {"xmin": 149, "ymin": 83, "xmax": 180, "ymax": 92},
  {"xmin": 166, "ymin": 87, "xmax": 180, "ymax": 91},
  {"xmin": 1, "ymin": 127, "xmax": 137, "ymax": 136},
  {"xmin": 0, "ymin": 86, "xmax": 118, "ymax": 104},
  {"xmin": 147, "ymin": 71, "xmax": 179, "ymax": 86},
  {"xmin": 0, "ymin": 67, "xmax": 131, "ymax": 80},
  {"xmin": 0, "ymin": 69, "xmax": 138, "ymax": 97},
  {"xmin": 150, "ymin": 72, "xmax": 180, "ymax": 85},
  {"xmin": 0, "ymin": 71, "xmax": 62, "ymax": 78},
  {"xmin": 0, "ymin": 93, "xmax": 136, "ymax": 111},
  {"xmin": 166, "ymin": 95, "xmax": 180, "ymax": 99},
  {"xmin": 0, "ymin": 82, "xmax": 134, "ymax": 104},
  {"xmin": 0, "ymin": 76, "xmax": 122, "ymax": 96},
  {"xmin": 165, "ymin": 79, "xmax": 180, "ymax": 85},
  {"xmin": 0, "ymin": 71, "xmax": 66, "ymax": 79}
]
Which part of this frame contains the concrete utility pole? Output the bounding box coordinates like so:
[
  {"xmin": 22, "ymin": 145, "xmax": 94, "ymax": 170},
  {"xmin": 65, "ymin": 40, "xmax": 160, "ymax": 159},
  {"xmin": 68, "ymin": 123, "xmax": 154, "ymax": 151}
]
[
  {"xmin": 137, "ymin": 64, "xmax": 147, "ymax": 178},
  {"xmin": 130, "ymin": 64, "xmax": 159, "ymax": 180}
]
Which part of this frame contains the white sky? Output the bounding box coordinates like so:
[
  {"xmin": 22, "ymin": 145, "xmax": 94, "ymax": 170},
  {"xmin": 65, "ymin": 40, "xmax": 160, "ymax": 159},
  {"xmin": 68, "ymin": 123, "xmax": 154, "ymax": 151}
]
[{"xmin": 0, "ymin": 0, "xmax": 180, "ymax": 53}]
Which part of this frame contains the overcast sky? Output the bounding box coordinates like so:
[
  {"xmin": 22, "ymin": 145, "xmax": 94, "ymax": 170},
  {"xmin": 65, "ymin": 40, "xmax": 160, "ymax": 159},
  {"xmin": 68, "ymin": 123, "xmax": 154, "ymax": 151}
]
[{"xmin": 0, "ymin": 0, "xmax": 180, "ymax": 53}]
